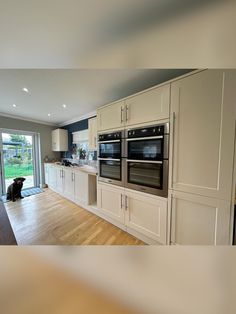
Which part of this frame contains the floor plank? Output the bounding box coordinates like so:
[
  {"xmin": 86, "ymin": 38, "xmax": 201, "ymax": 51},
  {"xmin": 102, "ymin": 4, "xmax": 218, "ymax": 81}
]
[{"xmin": 5, "ymin": 189, "xmax": 145, "ymax": 245}]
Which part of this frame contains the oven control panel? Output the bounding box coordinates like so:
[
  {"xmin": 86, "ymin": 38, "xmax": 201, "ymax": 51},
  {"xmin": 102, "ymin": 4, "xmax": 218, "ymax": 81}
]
[
  {"xmin": 127, "ymin": 125, "xmax": 165, "ymax": 138},
  {"xmin": 99, "ymin": 131, "xmax": 122, "ymax": 141}
]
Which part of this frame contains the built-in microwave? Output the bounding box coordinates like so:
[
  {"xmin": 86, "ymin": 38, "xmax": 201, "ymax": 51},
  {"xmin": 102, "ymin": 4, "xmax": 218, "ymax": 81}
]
[
  {"xmin": 98, "ymin": 130, "xmax": 125, "ymax": 187},
  {"xmin": 125, "ymin": 123, "xmax": 169, "ymax": 197}
]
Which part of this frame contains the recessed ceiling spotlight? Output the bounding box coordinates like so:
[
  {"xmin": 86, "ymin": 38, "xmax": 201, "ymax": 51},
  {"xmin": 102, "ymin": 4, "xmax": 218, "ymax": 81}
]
[
  {"xmin": 62, "ymin": 104, "xmax": 67, "ymax": 108},
  {"xmin": 12, "ymin": 104, "xmax": 17, "ymax": 107},
  {"xmin": 47, "ymin": 113, "xmax": 51, "ymax": 117},
  {"xmin": 22, "ymin": 87, "xmax": 29, "ymax": 93}
]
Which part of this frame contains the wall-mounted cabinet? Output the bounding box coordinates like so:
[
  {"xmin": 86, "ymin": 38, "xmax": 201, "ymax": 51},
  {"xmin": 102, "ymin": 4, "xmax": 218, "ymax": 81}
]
[
  {"xmin": 97, "ymin": 100, "xmax": 125, "ymax": 132},
  {"xmin": 52, "ymin": 128, "xmax": 68, "ymax": 151},
  {"xmin": 124, "ymin": 84, "xmax": 170, "ymax": 127},
  {"xmin": 97, "ymin": 84, "xmax": 170, "ymax": 132},
  {"xmin": 88, "ymin": 117, "xmax": 97, "ymax": 150}
]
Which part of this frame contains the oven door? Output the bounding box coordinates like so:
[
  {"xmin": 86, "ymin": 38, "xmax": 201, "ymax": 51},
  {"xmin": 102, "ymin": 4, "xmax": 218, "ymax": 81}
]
[
  {"xmin": 127, "ymin": 135, "xmax": 168, "ymax": 161},
  {"xmin": 98, "ymin": 140, "xmax": 121, "ymax": 159},
  {"xmin": 98, "ymin": 158, "xmax": 125, "ymax": 187},
  {"xmin": 125, "ymin": 159, "xmax": 168, "ymax": 197}
]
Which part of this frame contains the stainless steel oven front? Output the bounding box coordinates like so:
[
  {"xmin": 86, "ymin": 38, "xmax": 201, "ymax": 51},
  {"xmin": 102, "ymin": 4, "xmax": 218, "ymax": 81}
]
[
  {"xmin": 125, "ymin": 123, "xmax": 169, "ymax": 197},
  {"xmin": 98, "ymin": 130, "xmax": 125, "ymax": 187}
]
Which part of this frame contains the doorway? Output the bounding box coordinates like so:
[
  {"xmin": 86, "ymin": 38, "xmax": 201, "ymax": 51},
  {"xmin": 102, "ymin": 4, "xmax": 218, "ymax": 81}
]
[{"xmin": 0, "ymin": 129, "xmax": 41, "ymax": 195}]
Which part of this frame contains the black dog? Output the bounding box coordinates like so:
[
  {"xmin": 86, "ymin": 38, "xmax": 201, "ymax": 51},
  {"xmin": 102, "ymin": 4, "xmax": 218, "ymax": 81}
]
[{"xmin": 6, "ymin": 177, "xmax": 26, "ymax": 202}]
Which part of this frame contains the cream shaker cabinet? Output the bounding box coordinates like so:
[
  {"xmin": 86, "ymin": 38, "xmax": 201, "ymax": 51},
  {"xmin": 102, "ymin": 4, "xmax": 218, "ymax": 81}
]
[
  {"xmin": 74, "ymin": 170, "xmax": 89, "ymax": 206},
  {"xmin": 52, "ymin": 128, "xmax": 68, "ymax": 152},
  {"xmin": 97, "ymin": 183, "xmax": 125, "ymax": 224},
  {"xmin": 63, "ymin": 168, "xmax": 75, "ymax": 201},
  {"xmin": 97, "ymin": 84, "xmax": 170, "ymax": 132},
  {"xmin": 124, "ymin": 84, "xmax": 170, "ymax": 127},
  {"xmin": 125, "ymin": 189, "xmax": 167, "ymax": 244},
  {"xmin": 169, "ymin": 190, "xmax": 231, "ymax": 245},
  {"xmin": 97, "ymin": 182, "xmax": 167, "ymax": 244},
  {"xmin": 97, "ymin": 101, "xmax": 125, "ymax": 132},
  {"xmin": 170, "ymin": 70, "xmax": 236, "ymax": 201},
  {"xmin": 88, "ymin": 117, "xmax": 97, "ymax": 150}
]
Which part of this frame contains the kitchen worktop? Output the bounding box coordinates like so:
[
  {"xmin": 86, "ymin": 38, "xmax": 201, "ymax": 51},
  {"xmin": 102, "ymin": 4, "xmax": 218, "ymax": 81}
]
[{"xmin": 44, "ymin": 162, "xmax": 97, "ymax": 176}]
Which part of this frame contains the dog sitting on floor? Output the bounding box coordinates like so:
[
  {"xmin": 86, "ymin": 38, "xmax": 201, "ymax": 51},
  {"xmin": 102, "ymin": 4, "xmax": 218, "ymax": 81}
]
[{"xmin": 6, "ymin": 177, "xmax": 26, "ymax": 202}]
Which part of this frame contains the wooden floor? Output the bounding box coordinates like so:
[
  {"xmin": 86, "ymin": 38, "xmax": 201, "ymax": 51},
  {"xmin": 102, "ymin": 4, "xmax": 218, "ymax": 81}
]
[{"xmin": 5, "ymin": 189, "xmax": 144, "ymax": 245}]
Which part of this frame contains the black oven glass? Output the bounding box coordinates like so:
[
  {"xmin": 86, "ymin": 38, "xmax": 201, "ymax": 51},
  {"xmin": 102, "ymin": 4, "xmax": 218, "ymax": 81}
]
[
  {"xmin": 99, "ymin": 142, "xmax": 121, "ymax": 159},
  {"xmin": 100, "ymin": 160, "xmax": 121, "ymax": 181},
  {"xmin": 127, "ymin": 162, "xmax": 163, "ymax": 189},
  {"xmin": 128, "ymin": 139, "xmax": 163, "ymax": 160}
]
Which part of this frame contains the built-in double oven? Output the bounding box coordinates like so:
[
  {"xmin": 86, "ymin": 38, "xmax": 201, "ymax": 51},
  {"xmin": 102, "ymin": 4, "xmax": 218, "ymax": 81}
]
[
  {"xmin": 98, "ymin": 123, "xmax": 169, "ymax": 197},
  {"xmin": 98, "ymin": 130, "xmax": 125, "ymax": 187},
  {"xmin": 125, "ymin": 123, "xmax": 169, "ymax": 197}
]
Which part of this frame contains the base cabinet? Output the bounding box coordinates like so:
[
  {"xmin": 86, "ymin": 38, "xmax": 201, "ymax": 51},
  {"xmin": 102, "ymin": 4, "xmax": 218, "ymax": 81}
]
[
  {"xmin": 125, "ymin": 190, "xmax": 167, "ymax": 244},
  {"xmin": 74, "ymin": 171, "xmax": 89, "ymax": 206},
  {"xmin": 169, "ymin": 190, "xmax": 231, "ymax": 245},
  {"xmin": 63, "ymin": 168, "xmax": 75, "ymax": 201},
  {"xmin": 97, "ymin": 183, "xmax": 124, "ymax": 224},
  {"xmin": 97, "ymin": 182, "xmax": 168, "ymax": 244},
  {"xmin": 48, "ymin": 165, "xmax": 57, "ymax": 190}
]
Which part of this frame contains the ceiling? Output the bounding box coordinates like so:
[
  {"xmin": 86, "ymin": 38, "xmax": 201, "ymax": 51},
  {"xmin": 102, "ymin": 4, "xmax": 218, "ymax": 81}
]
[{"xmin": 0, "ymin": 69, "xmax": 192, "ymax": 125}]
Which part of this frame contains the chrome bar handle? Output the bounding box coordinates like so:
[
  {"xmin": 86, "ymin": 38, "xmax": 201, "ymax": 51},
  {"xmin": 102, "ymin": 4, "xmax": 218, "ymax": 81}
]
[
  {"xmin": 121, "ymin": 106, "xmax": 124, "ymax": 123},
  {"xmin": 125, "ymin": 104, "xmax": 129, "ymax": 122},
  {"xmin": 121, "ymin": 194, "xmax": 123, "ymax": 209},
  {"xmin": 125, "ymin": 195, "xmax": 128, "ymax": 211}
]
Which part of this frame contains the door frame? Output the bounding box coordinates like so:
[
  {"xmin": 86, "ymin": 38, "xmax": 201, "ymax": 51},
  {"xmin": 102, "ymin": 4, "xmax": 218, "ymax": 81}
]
[{"xmin": 0, "ymin": 128, "xmax": 41, "ymax": 195}]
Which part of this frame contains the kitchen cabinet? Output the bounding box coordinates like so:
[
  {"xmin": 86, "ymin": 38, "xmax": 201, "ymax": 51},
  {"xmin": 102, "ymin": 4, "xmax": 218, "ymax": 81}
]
[
  {"xmin": 125, "ymin": 189, "xmax": 167, "ymax": 244},
  {"xmin": 88, "ymin": 117, "xmax": 97, "ymax": 150},
  {"xmin": 97, "ymin": 183, "xmax": 125, "ymax": 224},
  {"xmin": 97, "ymin": 182, "xmax": 167, "ymax": 244},
  {"xmin": 44, "ymin": 164, "xmax": 50, "ymax": 185},
  {"xmin": 124, "ymin": 84, "xmax": 170, "ymax": 127},
  {"xmin": 170, "ymin": 70, "xmax": 235, "ymax": 200},
  {"xmin": 56, "ymin": 167, "xmax": 64, "ymax": 194},
  {"xmin": 74, "ymin": 170, "xmax": 89, "ymax": 206},
  {"xmin": 97, "ymin": 100, "xmax": 125, "ymax": 132},
  {"xmin": 63, "ymin": 168, "xmax": 75, "ymax": 201},
  {"xmin": 169, "ymin": 190, "xmax": 231, "ymax": 245},
  {"xmin": 48, "ymin": 165, "xmax": 57, "ymax": 190},
  {"xmin": 52, "ymin": 128, "xmax": 68, "ymax": 152}
]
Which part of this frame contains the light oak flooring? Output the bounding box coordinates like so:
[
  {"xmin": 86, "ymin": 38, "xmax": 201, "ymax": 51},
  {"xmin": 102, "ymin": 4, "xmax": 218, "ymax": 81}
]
[{"xmin": 5, "ymin": 188, "xmax": 145, "ymax": 245}]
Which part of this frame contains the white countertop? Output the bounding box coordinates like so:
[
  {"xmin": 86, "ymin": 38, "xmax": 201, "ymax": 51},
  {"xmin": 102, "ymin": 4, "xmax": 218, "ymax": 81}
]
[{"xmin": 44, "ymin": 162, "xmax": 97, "ymax": 176}]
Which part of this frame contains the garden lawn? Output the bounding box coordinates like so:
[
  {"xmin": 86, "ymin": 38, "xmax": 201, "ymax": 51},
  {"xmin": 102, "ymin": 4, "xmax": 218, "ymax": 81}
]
[{"xmin": 4, "ymin": 165, "xmax": 33, "ymax": 179}]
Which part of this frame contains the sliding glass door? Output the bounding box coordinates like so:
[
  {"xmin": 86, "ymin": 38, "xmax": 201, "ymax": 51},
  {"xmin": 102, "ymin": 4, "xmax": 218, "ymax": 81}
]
[{"xmin": 0, "ymin": 129, "xmax": 40, "ymax": 195}]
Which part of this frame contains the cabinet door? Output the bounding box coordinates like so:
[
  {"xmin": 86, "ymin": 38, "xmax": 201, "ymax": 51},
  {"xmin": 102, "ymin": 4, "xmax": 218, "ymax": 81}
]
[
  {"xmin": 44, "ymin": 164, "xmax": 49, "ymax": 185},
  {"xmin": 52, "ymin": 130, "xmax": 59, "ymax": 151},
  {"xmin": 170, "ymin": 70, "xmax": 236, "ymax": 200},
  {"xmin": 88, "ymin": 117, "xmax": 97, "ymax": 150},
  {"xmin": 97, "ymin": 183, "xmax": 125, "ymax": 224},
  {"xmin": 125, "ymin": 190, "xmax": 167, "ymax": 244},
  {"xmin": 97, "ymin": 101, "xmax": 125, "ymax": 132},
  {"xmin": 125, "ymin": 84, "xmax": 170, "ymax": 127},
  {"xmin": 169, "ymin": 190, "xmax": 231, "ymax": 245},
  {"xmin": 48, "ymin": 166, "xmax": 57, "ymax": 190},
  {"xmin": 56, "ymin": 167, "xmax": 64, "ymax": 194},
  {"xmin": 63, "ymin": 168, "xmax": 75, "ymax": 201},
  {"xmin": 74, "ymin": 171, "xmax": 88, "ymax": 206}
]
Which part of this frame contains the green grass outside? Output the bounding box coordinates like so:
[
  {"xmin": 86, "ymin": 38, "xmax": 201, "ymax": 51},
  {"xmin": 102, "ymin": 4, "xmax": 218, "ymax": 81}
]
[{"xmin": 4, "ymin": 164, "xmax": 33, "ymax": 179}]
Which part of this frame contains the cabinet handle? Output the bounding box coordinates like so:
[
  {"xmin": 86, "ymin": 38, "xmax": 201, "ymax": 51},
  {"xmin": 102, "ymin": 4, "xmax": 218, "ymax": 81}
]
[
  {"xmin": 125, "ymin": 195, "xmax": 128, "ymax": 211},
  {"xmin": 120, "ymin": 106, "xmax": 124, "ymax": 123},
  {"xmin": 94, "ymin": 136, "xmax": 96, "ymax": 148},
  {"xmin": 125, "ymin": 104, "xmax": 129, "ymax": 122},
  {"xmin": 71, "ymin": 172, "xmax": 73, "ymax": 182},
  {"xmin": 121, "ymin": 194, "xmax": 123, "ymax": 209},
  {"xmin": 171, "ymin": 111, "xmax": 176, "ymax": 189},
  {"xmin": 170, "ymin": 194, "xmax": 176, "ymax": 245}
]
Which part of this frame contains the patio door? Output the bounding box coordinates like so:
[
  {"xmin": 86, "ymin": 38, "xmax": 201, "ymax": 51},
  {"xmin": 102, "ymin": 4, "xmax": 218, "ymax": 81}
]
[{"xmin": 0, "ymin": 129, "xmax": 41, "ymax": 195}]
